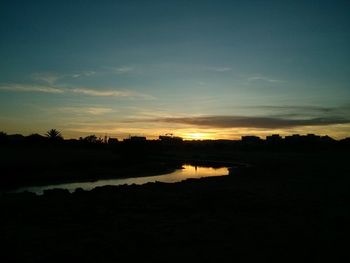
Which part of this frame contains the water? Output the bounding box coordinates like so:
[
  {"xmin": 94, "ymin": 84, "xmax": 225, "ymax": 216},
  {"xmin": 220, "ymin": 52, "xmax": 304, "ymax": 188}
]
[{"xmin": 14, "ymin": 165, "xmax": 229, "ymax": 194}]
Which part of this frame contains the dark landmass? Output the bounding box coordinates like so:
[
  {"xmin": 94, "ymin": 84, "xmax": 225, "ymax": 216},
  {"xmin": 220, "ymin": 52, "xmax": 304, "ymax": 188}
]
[
  {"xmin": 0, "ymin": 134, "xmax": 350, "ymax": 261},
  {"xmin": 1, "ymin": 132, "xmax": 349, "ymax": 190}
]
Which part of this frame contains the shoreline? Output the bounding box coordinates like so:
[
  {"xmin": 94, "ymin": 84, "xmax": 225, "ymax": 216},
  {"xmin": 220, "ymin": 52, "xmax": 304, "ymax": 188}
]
[
  {"xmin": 0, "ymin": 165, "xmax": 181, "ymax": 192},
  {"xmin": 1, "ymin": 160, "xmax": 237, "ymax": 193}
]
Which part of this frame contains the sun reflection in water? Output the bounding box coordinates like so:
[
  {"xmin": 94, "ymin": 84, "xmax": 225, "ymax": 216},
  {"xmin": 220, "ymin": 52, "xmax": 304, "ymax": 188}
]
[{"xmin": 14, "ymin": 165, "xmax": 229, "ymax": 194}]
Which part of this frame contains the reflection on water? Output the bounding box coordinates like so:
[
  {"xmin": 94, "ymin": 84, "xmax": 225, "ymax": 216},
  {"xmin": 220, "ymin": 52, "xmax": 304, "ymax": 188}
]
[{"xmin": 15, "ymin": 165, "xmax": 229, "ymax": 195}]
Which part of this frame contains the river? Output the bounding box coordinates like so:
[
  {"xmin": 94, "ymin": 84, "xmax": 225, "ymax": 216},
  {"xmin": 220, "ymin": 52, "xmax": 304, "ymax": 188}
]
[{"xmin": 13, "ymin": 164, "xmax": 229, "ymax": 194}]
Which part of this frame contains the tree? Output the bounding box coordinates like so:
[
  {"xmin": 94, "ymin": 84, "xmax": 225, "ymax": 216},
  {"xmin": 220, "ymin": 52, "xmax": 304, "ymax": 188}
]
[
  {"xmin": 83, "ymin": 134, "xmax": 98, "ymax": 143},
  {"xmin": 82, "ymin": 134, "xmax": 103, "ymax": 144},
  {"xmin": 46, "ymin": 129, "xmax": 63, "ymax": 141}
]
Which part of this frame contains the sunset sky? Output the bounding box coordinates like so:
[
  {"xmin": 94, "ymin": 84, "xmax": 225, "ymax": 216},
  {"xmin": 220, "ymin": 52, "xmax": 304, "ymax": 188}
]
[{"xmin": 1, "ymin": 0, "xmax": 349, "ymax": 140}]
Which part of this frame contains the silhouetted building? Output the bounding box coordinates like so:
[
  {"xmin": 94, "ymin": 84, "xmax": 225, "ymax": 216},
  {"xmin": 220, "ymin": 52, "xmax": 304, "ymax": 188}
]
[
  {"xmin": 284, "ymin": 134, "xmax": 325, "ymax": 146},
  {"xmin": 241, "ymin": 136, "xmax": 262, "ymax": 143},
  {"xmin": 124, "ymin": 136, "xmax": 147, "ymax": 142},
  {"xmin": 159, "ymin": 135, "xmax": 183, "ymax": 143},
  {"xmin": 285, "ymin": 134, "xmax": 301, "ymax": 143},
  {"xmin": 266, "ymin": 134, "xmax": 282, "ymax": 143}
]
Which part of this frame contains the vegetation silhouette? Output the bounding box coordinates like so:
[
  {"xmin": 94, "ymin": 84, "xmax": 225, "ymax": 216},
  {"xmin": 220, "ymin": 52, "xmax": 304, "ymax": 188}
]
[
  {"xmin": 46, "ymin": 129, "xmax": 63, "ymax": 141},
  {"xmin": 80, "ymin": 134, "xmax": 103, "ymax": 144}
]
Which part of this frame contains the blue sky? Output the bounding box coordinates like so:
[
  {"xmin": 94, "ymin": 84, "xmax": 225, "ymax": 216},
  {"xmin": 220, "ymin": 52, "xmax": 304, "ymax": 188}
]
[{"xmin": 1, "ymin": 0, "xmax": 349, "ymax": 139}]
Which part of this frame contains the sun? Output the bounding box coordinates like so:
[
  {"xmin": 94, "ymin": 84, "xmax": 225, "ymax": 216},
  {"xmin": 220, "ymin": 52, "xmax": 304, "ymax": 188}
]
[{"xmin": 185, "ymin": 132, "xmax": 210, "ymax": 140}]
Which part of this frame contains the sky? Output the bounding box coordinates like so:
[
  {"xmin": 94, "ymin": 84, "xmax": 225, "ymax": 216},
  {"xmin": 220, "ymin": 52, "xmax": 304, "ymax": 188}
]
[{"xmin": 0, "ymin": 0, "xmax": 349, "ymax": 140}]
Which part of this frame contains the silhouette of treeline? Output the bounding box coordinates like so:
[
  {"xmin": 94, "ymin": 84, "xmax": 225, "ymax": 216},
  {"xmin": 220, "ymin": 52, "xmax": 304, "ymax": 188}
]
[
  {"xmin": 1, "ymin": 129, "xmax": 349, "ymax": 190},
  {"xmin": 1, "ymin": 130, "xmax": 349, "ymax": 151}
]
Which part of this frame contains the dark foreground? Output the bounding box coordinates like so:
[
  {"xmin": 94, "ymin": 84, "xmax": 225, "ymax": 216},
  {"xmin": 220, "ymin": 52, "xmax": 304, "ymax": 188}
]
[{"xmin": 1, "ymin": 150, "xmax": 349, "ymax": 262}]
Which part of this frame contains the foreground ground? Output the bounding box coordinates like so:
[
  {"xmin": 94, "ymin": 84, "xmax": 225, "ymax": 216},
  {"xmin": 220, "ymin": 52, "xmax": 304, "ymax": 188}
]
[{"xmin": 1, "ymin": 150, "xmax": 349, "ymax": 262}]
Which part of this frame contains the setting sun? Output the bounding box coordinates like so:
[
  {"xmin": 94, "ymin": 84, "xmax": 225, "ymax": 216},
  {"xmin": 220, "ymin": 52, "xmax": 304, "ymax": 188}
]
[{"xmin": 184, "ymin": 132, "xmax": 211, "ymax": 140}]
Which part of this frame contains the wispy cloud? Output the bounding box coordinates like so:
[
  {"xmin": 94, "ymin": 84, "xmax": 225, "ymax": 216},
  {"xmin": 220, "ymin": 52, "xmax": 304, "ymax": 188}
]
[
  {"xmin": 252, "ymin": 105, "xmax": 333, "ymax": 117},
  {"xmin": 71, "ymin": 71, "xmax": 96, "ymax": 78},
  {"xmin": 0, "ymin": 84, "xmax": 64, "ymax": 94},
  {"xmin": 58, "ymin": 107, "xmax": 113, "ymax": 115},
  {"xmin": 85, "ymin": 107, "xmax": 113, "ymax": 115},
  {"xmin": 247, "ymin": 75, "xmax": 284, "ymax": 83},
  {"xmin": 208, "ymin": 67, "xmax": 232, "ymax": 72},
  {"xmin": 31, "ymin": 73, "xmax": 62, "ymax": 85},
  {"xmin": 71, "ymin": 88, "xmax": 133, "ymax": 97},
  {"xmin": 134, "ymin": 115, "xmax": 350, "ymax": 129},
  {"xmin": 32, "ymin": 71, "xmax": 97, "ymax": 84},
  {"xmin": 70, "ymin": 88, "xmax": 153, "ymax": 98},
  {"xmin": 250, "ymin": 105, "xmax": 350, "ymax": 120},
  {"xmin": 107, "ymin": 66, "xmax": 134, "ymax": 74},
  {"xmin": 0, "ymin": 83, "xmax": 153, "ymax": 99},
  {"xmin": 254, "ymin": 105, "xmax": 333, "ymax": 112}
]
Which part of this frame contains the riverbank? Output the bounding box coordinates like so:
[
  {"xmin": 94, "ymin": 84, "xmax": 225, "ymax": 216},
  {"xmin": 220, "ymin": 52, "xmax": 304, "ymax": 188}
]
[
  {"xmin": 11, "ymin": 165, "xmax": 230, "ymax": 194},
  {"xmin": 0, "ymin": 143, "xmax": 244, "ymax": 191},
  {"xmin": 1, "ymin": 151, "xmax": 349, "ymax": 262},
  {"xmin": 0, "ymin": 144, "xmax": 187, "ymax": 190},
  {"xmin": 1, "ymin": 142, "xmax": 346, "ymax": 191}
]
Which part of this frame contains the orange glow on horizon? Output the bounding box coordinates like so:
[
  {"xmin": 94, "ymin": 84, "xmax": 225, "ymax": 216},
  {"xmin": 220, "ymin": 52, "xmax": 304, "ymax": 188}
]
[
  {"xmin": 182, "ymin": 132, "xmax": 214, "ymax": 140},
  {"xmin": 2, "ymin": 123, "xmax": 349, "ymax": 141}
]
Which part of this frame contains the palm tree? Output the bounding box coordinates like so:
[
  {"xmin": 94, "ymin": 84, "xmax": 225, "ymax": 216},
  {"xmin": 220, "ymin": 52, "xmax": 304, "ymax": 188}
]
[{"xmin": 46, "ymin": 129, "xmax": 63, "ymax": 140}]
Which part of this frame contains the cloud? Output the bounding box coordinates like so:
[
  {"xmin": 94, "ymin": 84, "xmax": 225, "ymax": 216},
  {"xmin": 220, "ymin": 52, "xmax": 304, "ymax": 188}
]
[
  {"xmin": 0, "ymin": 84, "xmax": 64, "ymax": 94},
  {"xmin": 108, "ymin": 66, "xmax": 134, "ymax": 74},
  {"xmin": 247, "ymin": 75, "xmax": 284, "ymax": 83},
  {"xmin": 209, "ymin": 67, "xmax": 232, "ymax": 72},
  {"xmin": 31, "ymin": 73, "xmax": 62, "ymax": 85},
  {"xmin": 70, "ymin": 88, "xmax": 153, "ymax": 98},
  {"xmin": 137, "ymin": 115, "xmax": 350, "ymax": 129},
  {"xmin": 32, "ymin": 71, "xmax": 97, "ymax": 84},
  {"xmin": 254, "ymin": 105, "xmax": 333, "ymax": 112},
  {"xmin": 0, "ymin": 83, "xmax": 153, "ymax": 99},
  {"xmin": 250, "ymin": 105, "xmax": 350, "ymax": 120},
  {"xmin": 85, "ymin": 107, "xmax": 113, "ymax": 115},
  {"xmin": 71, "ymin": 71, "xmax": 96, "ymax": 78},
  {"xmin": 58, "ymin": 107, "xmax": 113, "ymax": 115},
  {"xmin": 252, "ymin": 105, "xmax": 334, "ymax": 117}
]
